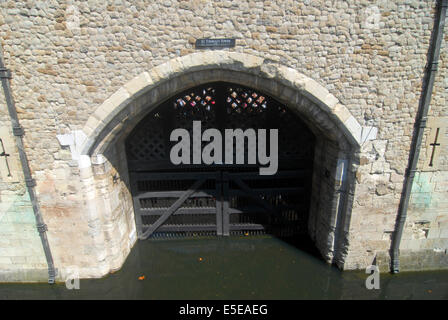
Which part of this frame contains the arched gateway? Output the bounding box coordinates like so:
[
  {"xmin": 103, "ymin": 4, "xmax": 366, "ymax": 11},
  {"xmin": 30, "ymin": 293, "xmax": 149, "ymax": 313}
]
[
  {"xmin": 126, "ymin": 82, "xmax": 315, "ymax": 239},
  {"xmin": 77, "ymin": 52, "xmax": 362, "ymax": 276}
]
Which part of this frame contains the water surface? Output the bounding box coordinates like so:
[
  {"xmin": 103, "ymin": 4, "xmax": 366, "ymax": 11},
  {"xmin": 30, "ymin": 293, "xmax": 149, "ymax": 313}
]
[{"xmin": 0, "ymin": 235, "xmax": 447, "ymax": 299}]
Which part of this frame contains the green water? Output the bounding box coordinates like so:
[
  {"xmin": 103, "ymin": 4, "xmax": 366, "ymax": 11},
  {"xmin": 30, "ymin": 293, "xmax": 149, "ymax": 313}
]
[{"xmin": 0, "ymin": 235, "xmax": 447, "ymax": 299}]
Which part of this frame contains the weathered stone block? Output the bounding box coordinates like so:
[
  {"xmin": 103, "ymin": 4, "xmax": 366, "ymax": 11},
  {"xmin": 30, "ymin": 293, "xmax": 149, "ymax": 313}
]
[{"xmin": 123, "ymin": 72, "xmax": 153, "ymax": 97}]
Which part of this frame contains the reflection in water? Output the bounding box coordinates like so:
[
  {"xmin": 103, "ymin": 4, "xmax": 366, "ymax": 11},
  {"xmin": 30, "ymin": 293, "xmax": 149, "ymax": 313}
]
[{"xmin": 0, "ymin": 235, "xmax": 447, "ymax": 299}]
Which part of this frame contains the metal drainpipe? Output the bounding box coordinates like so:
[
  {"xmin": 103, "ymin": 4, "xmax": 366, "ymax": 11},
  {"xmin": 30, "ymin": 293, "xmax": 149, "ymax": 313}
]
[
  {"xmin": 0, "ymin": 44, "xmax": 57, "ymax": 283},
  {"xmin": 390, "ymin": 0, "xmax": 447, "ymax": 273}
]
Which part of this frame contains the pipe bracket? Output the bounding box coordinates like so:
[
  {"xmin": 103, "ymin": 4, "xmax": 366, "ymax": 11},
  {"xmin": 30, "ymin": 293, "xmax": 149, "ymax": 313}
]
[
  {"xmin": 36, "ymin": 223, "xmax": 48, "ymax": 233},
  {"xmin": 12, "ymin": 125, "xmax": 24, "ymax": 136},
  {"xmin": 0, "ymin": 67, "xmax": 12, "ymax": 79},
  {"xmin": 25, "ymin": 177, "xmax": 36, "ymax": 187}
]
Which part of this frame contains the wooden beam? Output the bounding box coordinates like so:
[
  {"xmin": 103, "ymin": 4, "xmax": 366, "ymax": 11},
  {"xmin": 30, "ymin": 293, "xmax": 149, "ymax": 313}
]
[{"xmin": 139, "ymin": 178, "xmax": 206, "ymax": 239}]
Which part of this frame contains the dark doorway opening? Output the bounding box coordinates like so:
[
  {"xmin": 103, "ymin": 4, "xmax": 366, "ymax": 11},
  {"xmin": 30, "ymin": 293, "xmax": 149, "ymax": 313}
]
[{"xmin": 125, "ymin": 82, "xmax": 315, "ymax": 243}]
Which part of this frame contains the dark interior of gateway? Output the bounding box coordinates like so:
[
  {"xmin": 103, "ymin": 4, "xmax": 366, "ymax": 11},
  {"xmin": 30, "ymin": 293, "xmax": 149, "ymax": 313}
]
[{"xmin": 125, "ymin": 82, "xmax": 316, "ymax": 246}]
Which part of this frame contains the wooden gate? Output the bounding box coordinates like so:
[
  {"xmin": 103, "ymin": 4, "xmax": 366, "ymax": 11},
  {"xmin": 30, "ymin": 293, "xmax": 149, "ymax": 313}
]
[
  {"xmin": 126, "ymin": 82, "xmax": 315, "ymax": 239},
  {"xmin": 131, "ymin": 169, "xmax": 310, "ymax": 239}
]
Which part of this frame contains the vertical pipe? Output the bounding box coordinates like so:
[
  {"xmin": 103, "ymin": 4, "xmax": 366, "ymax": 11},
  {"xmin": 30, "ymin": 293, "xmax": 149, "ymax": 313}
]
[
  {"xmin": 390, "ymin": 0, "xmax": 447, "ymax": 273},
  {"xmin": 0, "ymin": 44, "xmax": 57, "ymax": 283}
]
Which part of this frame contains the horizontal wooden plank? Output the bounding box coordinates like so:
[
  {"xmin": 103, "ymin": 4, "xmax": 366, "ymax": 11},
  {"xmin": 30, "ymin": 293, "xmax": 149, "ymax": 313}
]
[
  {"xmin": 136, "ymin": 190, "xmax": 219, "ymax": 199},
  {"xmin": 128, "ymin": 160, "xmax": 312, "ymax": 172},
  {"xmin": 139, "ymin": 207, "xmax": 217, "ymax": 215},
  {"xmin": 142, "ymin": 224, "xmax": 217, "ymax": 232},
  {"xmin": 129, "ymin": 161, "xmax": 261, "ymax": 172},
  {"xmin": 227, "ymin": 169, "xmax": 310, "ymax": 180},
  {"xmin": 131, "ymin": 169, "xmax": 310, "ymax": 180},
  {"xmin": 138, "ymin": 203, "xmax": 306, "ymax": 216},
  {"xmin": 130, "ymin": 171, "xmax": 220, "ymax": 180},
  {"xmin": 228, "ymin": 203, "xmax": 307, "ymax": 214},
  {"xmin": 228, "ymin": 224, "xmax": 266, "ymax": 231},
  {"xmin": 137, "ymin": 187, "xmax": 306, "ymax": 198},
  {"xmin": 228, "ymin": 187, "xmax": 305, "ymax": 196}
]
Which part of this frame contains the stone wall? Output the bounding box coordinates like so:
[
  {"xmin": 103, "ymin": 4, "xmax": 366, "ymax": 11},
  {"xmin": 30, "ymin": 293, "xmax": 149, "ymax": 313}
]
[
  {"xmin": 0, "ymin": 0, "xmax": 446, "ymax": 281},
  {"xmin": 399, "ymin": 18, "xmax": 448, "ymax": 270},
  {"xmin": 0, "ymin": 93, "xmax": 47, "ymax": 281}
]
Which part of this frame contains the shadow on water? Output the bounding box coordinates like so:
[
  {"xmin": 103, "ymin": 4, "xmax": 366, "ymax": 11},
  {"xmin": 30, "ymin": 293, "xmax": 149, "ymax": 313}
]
[{"xmin": 0, "ymin": 235, "xmax": 447, "ymax": 300}]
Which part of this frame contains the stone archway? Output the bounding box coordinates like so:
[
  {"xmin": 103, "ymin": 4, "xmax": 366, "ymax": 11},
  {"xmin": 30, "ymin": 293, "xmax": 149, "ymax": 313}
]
[
  {"xmin": 81, "ymin": 51, "xmax": 363, "ymax": 155},
  {"xmin": 75, "ymin": 51, "xmax": 364, "ymax": 278}
]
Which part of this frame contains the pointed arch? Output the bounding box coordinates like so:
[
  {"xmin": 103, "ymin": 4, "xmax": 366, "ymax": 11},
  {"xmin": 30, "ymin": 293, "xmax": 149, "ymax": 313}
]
[{"xmin": 79, "ymin": 51, "xmax": 362, "ymax": 156}]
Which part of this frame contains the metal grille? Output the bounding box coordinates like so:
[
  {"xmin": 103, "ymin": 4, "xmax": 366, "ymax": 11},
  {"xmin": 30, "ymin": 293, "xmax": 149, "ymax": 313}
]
[
  {"xmin": 126, "ymin": 82, "xmax": 315, "ymax": 239},
  {"xmin": 127, "ymin": 113, "xmax": 166, "ymax": 161}
]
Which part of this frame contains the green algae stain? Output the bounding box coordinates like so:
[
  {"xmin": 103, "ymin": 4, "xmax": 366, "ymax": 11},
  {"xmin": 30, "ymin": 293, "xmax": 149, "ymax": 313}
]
[
  {"xmin": 410, "ymin": 172, "xmax": 434, "ymax": 209},
  {"xmin": 0, "ymin": 189, "xmax": 46, "ymax": 263}
]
